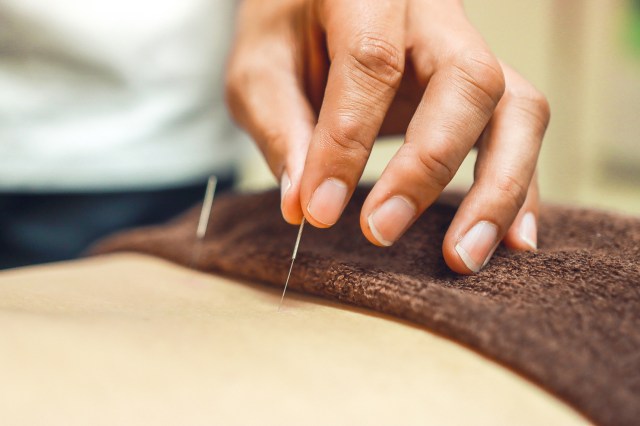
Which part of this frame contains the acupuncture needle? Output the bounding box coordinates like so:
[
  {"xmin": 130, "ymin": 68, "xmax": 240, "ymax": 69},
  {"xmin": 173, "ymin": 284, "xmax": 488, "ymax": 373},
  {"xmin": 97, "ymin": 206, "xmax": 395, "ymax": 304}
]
[
  {"xmin": 189, "ymin": 175, "xmax": 218, "ymax": 269},
  {"xmin": 278, "ymin": 218, "xmax": 306, "ymax": 311}
]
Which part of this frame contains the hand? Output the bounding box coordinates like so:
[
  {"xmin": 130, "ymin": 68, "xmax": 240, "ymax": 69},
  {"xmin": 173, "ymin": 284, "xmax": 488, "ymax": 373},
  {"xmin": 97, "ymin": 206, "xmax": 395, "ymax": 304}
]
[{"xmin": 225, "ymin": 0, "xmax": 550, "ymax": 274}]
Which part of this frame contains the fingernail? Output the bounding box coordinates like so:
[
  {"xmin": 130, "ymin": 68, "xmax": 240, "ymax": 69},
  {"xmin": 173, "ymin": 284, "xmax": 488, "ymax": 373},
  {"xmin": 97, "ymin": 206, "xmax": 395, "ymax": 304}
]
[
  {"xmin": 280, "ymin": 171, "xmax": 291, "ymax": 204},
  {"xmin": 520, "ymin": 212, "xmax": 537, "ymax": 250},
  {"xmin": 367, "ymin": 196, "xmax": 416, "ymax": 246},
  {"xmin": 307, "ymin": 178, "xmax": 348, "ymax": 226},
  {"xmin": 455, "ymin": 221, "xmax": 499, "ymax": 273}
]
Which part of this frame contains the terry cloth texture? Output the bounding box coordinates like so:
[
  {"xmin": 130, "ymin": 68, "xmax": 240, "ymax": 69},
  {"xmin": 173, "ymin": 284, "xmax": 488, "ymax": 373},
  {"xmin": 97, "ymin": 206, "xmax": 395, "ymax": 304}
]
[{"xmin": 92, "ymin": 188, "xmax": 640, "ymax": 426}]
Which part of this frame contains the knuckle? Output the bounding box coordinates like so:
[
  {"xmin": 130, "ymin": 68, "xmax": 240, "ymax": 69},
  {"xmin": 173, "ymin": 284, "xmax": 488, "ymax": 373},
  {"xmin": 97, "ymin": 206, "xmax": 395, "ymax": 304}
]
[
  {"xmin": 416, "ymin": 147, "xmax": 456, "ymax": 189},
  {"xmin": 258, "ymin": 128, "xmax": 287, "ymax": 169},
  {"xmin": 348, "ymin": 34, "xmax": 404, "ymax": 90},
  {"xmin": 538, "ymin": 94, "xmax": 551, "ymax": 125},
  {"xmin": 224, "ymin": 84, "xmax": 241, "ymax": 121},
  {"xmin": 450, "ymin": 50, "xmax": 505, "ymax": 111},
  {"xmin": 324, "ymin": 117, "xmax": 371, "ymax": 160},
  {"xmin": 261, "ymin": 127, "xmax": 286, "ymax": 152},
  {"xmin": 494, "ymin": 174, "xmax": 527, "ymax": 211},
  {"xmin": 506, "ymin": 84, "xmax": 552, "ymax": 132}
]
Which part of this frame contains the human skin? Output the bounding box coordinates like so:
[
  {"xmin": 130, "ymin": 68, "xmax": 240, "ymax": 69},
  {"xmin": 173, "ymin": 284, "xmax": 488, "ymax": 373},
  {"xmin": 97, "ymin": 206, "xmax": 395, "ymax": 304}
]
[{"xmin": 225, "ymin": 0, "xmax": 550, "ymax": 274}]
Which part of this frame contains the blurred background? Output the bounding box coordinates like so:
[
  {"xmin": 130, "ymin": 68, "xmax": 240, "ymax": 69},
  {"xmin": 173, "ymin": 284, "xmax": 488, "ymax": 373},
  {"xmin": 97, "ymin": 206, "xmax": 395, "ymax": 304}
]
[{"xmin": 239, "ymin": 0, "xmax": 640, "ymax": 215}]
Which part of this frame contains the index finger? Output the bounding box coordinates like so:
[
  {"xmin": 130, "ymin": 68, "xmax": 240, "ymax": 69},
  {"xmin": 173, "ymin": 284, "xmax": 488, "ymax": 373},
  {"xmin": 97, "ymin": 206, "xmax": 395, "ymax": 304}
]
[{"xmin": 299, "ymin": 0, "xmax": 407, "ymax": 228}]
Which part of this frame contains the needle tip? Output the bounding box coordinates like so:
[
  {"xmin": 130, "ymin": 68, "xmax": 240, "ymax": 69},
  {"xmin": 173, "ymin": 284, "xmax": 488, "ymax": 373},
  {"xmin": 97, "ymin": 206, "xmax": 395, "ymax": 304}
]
[{"xmin": 277, "ymin": 219, "xmax": 306, "ymax": 310}]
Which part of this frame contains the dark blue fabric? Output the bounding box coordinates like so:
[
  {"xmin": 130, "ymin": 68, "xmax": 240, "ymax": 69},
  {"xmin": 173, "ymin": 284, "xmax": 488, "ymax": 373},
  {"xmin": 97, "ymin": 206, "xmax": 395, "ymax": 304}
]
[{"xmin": 0, "ymin": 177, "xmax": 234, "ymax": 269}]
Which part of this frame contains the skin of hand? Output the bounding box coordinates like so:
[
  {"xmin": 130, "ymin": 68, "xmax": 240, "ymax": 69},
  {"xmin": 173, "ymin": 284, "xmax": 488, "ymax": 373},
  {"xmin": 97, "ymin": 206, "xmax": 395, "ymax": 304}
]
[{"xmin": 225, "ymin": 0, "xmax": 550, "ymax": 274}]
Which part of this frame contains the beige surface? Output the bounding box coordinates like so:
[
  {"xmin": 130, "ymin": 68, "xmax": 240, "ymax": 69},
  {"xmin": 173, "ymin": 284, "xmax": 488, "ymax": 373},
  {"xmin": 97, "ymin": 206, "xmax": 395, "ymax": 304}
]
[{"xmin": 0, "ymin": 254, "xmax": 586, "ymax": 426}]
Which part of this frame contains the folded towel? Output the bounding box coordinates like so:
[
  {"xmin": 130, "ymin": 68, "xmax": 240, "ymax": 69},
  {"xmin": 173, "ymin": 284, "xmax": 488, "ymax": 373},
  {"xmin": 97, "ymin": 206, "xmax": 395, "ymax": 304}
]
[{"xmin": 92, "ymin": 188, "xmax": 640, "ymax": 426}]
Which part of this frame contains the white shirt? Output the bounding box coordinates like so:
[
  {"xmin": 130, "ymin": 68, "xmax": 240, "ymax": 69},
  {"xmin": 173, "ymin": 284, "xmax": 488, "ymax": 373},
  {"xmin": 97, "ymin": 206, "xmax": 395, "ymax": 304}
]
[{"xmin": 0, "ymin": 0, "xmax": 244, "ymax": 191}]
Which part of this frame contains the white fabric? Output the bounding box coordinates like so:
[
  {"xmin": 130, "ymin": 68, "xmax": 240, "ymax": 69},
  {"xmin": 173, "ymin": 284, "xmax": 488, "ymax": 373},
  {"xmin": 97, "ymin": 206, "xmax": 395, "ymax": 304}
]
[{"xmin": 0, "ymin": 0, "xmax": 243, "ymax": 191}]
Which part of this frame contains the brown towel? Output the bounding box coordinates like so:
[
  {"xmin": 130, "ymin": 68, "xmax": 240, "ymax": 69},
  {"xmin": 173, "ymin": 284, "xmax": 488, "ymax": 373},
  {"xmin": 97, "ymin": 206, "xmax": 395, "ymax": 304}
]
[{"xmin": 92, "ymin": 188, "xmax": 640, "ymax": 426}]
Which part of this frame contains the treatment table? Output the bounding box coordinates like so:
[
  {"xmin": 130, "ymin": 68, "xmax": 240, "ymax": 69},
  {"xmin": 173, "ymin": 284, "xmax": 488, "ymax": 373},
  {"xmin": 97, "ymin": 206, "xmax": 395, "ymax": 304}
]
[{"xmin": 0, "ymin": 253, "xmax": 586, "ymax": 425}]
